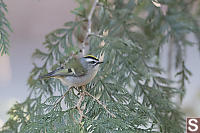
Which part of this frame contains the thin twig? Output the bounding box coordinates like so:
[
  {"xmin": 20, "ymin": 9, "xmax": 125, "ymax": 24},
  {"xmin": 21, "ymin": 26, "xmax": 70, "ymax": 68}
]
[
  {"xmin": 88, "ymin": 32, "xmax": 103, "ymax": 38},
  {"xmin": 82, "ymin": 0, "xmax": 99, "ymax": 55},
  {"xmin": 76, "ymin": 86, "xmax": 87, "ymax": 123},
  {"xmin": 84, "ymin": 91, "xmax": 116, "ymax": 118},
  {"xmin": 76, "ymin": 92, "xmax": 85, "ymax": 123},
  {"xmin": 87, "ymin": 0, "xmax": 99, "ymax": 34},
  {"xmin": 52, "ymin": 86, "xmax": 87, "ymax": 124}
]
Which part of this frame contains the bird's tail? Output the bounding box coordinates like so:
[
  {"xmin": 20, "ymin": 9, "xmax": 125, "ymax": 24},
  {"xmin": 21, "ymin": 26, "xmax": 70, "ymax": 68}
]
[{"xmin": 39, "ymin": 71, "xmax": 56, "ymax": 79}]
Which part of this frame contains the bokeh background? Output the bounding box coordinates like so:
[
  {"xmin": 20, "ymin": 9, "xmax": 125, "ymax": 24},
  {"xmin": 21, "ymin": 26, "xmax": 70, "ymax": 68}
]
[{"xmin": 0, "ymin": 0, "xmax": 200, "ymax": 127}]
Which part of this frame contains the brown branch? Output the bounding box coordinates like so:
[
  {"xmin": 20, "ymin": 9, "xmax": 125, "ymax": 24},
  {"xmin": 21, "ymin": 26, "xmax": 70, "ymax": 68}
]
[
  {"xmin": 75, "ymin": 86, "xmax": 87, "ymax": 124},
  {"xmin": 82, "ymin": 0, "xmax": 99, "ymax": 55},
  {"xmin": 76, "ymin": 91, "xmax": 85, "ymax": 123},
  {"xmin": 52, "ymin": 86, "xmax": 87, "ymax": 124}
]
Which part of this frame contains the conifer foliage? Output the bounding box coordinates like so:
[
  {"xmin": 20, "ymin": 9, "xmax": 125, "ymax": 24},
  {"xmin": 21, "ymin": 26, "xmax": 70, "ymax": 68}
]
[
  {"xmin": 0, "ymin": 0, "xmax": 12, "ymax": 55},
  {"xmin": 1, "ymin": 0, "xmax": 200, "ymax": 132}
]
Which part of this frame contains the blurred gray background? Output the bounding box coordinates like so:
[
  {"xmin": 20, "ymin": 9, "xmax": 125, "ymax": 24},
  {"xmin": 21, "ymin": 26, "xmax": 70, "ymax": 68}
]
[
  {"xmin": 0, "ymin": 0, "xmax": 200, "ymax": 127},
  {"xmin": 0, "ymin": 0, "xmax": 77, "ymax": 126}
]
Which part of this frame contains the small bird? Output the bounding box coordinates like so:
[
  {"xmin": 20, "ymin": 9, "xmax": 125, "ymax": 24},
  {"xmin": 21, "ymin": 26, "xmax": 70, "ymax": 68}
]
[{"xmin": 40, "ymin": 55, "xmax": 103, "ymax": 87}]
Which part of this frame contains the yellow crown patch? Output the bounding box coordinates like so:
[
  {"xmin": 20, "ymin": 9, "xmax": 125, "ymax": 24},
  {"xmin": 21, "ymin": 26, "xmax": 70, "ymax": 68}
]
[{"xmin": 84, "ymin": 55, "xmax": 99, "ymax": 61}]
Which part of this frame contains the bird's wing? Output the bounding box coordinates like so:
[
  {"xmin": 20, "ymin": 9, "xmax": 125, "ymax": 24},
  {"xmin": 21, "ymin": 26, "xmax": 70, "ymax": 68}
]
[
  {"xmin": 39, "ymin": 66, "xmax": 74, "ymax": 79},
  {"xmin": 67, "ymin": 57, "xmax": 87, "ymax": 76},
  {"xmin": 40, "ymin": 57, "xmax": 87, "ymax": 79}
]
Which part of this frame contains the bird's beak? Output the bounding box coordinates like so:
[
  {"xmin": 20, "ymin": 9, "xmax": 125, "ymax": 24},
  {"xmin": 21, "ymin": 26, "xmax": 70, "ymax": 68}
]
[{"xmin": 97, "ymin": 61, "xmax": 104, "ymax": 64}]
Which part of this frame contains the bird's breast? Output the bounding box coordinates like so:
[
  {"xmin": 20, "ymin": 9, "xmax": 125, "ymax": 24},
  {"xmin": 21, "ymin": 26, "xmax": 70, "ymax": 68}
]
[{"xmin": 59, "ymin": 67, "xmax": 98, "ymax": 87}]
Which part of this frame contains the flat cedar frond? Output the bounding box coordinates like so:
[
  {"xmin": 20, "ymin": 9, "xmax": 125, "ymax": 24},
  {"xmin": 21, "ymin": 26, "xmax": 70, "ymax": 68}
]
[
  {"xmin": 0, "ymin": 0, "xmax": 12, "ymax": 55},
  {"xmin": 1, "ymin": 0, "xmax": 200, "ymax": 133}
]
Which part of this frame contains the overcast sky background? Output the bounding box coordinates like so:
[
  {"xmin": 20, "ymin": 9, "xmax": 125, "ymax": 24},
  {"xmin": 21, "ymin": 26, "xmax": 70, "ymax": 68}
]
[{"xmin": 0, "ymin": 0, "xmax": 200, "ymax": 128}]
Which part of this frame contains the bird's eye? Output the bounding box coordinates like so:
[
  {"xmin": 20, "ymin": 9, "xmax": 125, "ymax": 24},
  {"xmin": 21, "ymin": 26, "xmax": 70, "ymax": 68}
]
[{"xmin": 89, "ymin": 61, "xmax": 96, "ymax": 64}]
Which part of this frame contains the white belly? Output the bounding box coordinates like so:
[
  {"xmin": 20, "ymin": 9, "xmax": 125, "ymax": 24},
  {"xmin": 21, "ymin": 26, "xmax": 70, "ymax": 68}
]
[{"xmin": 58, "ymin": 68, "xmax": 98, "ymax": 87}]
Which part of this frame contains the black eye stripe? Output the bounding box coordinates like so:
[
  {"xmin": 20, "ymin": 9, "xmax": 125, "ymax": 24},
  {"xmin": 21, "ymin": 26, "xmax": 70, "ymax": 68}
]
[
  {"xmin": 89, "ymin": 61, "xmax": 96, "ymax": 64},
  {"xmin": 68, "ymin": 68, "xmax": 72, "ymax": 72}
]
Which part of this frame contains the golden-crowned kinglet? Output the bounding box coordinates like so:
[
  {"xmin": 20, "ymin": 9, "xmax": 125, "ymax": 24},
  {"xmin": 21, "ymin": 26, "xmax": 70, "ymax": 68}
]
[{"xmin": 40, "ymin": 55, "xmax": 103, "ymax": 87}]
